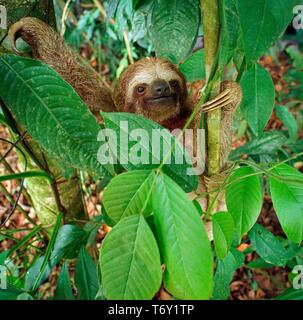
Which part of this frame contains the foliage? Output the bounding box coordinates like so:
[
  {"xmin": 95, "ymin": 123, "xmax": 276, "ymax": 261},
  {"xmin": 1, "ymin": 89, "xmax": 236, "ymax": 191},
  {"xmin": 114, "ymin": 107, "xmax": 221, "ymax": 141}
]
[{"xmin": 0, "ymin": 0, "xmax": 303, "ymax": 301}]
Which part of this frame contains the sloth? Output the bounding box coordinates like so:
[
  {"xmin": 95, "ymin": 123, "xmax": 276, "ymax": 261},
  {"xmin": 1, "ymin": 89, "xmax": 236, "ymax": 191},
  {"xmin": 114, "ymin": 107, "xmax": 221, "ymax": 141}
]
[{"xmin": 8, "ymin": 17, "xmax": 242, "ymax": 171}]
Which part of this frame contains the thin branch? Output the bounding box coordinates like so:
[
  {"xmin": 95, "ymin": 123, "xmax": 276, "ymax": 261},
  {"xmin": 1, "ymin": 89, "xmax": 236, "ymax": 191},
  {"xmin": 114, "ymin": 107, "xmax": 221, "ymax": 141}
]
[
  {"xmin": 123, "ymin": 31, "xmax": 134, "ymax": 65},
  {"xmin": 60, "ymin": 0, "xmax": 72, "ymax": 37}
]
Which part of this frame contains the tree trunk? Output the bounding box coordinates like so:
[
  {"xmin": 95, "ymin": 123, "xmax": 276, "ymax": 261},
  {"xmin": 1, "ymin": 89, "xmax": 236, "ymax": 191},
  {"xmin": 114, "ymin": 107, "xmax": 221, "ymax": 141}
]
[
  {"xmin": 0, "ymin": 0, "xmax": 87, "ymax": 235},
  {"xmin": 200, "ymin": 0, "xmax": 221, "ymax": 213}
]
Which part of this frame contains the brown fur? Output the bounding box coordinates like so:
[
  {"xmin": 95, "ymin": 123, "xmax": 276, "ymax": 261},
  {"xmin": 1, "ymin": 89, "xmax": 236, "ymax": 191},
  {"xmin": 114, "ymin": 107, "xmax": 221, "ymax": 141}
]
[
  {"xmin": 9, "ymin": 17, "xmax": 115, "ymax": 115},
  {"xmin": 9, "ymin": 17, "xmax": 242, "ymax": 173},
  {"xmin": 113, "ymin": 57, "xmax": 192, "ymax": 125}
]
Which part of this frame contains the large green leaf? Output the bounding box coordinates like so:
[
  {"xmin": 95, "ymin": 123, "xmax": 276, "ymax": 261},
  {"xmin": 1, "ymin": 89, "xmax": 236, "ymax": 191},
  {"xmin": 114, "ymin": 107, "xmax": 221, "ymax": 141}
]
[
  {"xmin": 100, "ymin": 215, "xmax": 162, "ymax": 300},
  {"xmin": 226, "ymin": 167, "xmax": 263, "ymax": 239},
  {"xmin": 152, "ymin": 174, "xmax": 213, "ymax": 300},
  {"xmin": 103, "ymin": 170, "xmax": 154, "ymax": 224},
  {"xmin": 237, "ymin": 0, "xmax": 296, "ymax": 62},
  {"xmin": 213, "ymin": 212, "xmax": 234, "ymax": 259},
  {"xmin": 151, "ymin": 0, "xmax": 200, "ymax": 63},
  {"xmin": 0, "ymin": 55, "xmax": 114, "ymax": 177},
  {"xmin": 75, "ymin": 247, "xmax": 99, "ymax": 300},
  {"xmin": 102, "ymin": 112, "xmax": 198, "ymax": 192},
  {"xmin": 179, "ymin": 49, "xmax": 205, "ymax": 82},
  {"xmin": 249, "ymin": 224, "xmax": 288, "ymax": 266},
  {"xmin": 269, "ymin": 164, "xmax": 303, "ymax": 243},
  {"xmin": 240, "ymin": 63, "xmax": 275, "ymax": 136}
]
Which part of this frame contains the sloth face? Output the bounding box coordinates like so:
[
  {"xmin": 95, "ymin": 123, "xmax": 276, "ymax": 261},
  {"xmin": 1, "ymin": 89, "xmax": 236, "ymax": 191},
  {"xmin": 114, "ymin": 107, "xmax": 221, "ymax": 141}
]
[{"xmin": 114, "ymin": 58, "xmax": 189, "ymax": 124}]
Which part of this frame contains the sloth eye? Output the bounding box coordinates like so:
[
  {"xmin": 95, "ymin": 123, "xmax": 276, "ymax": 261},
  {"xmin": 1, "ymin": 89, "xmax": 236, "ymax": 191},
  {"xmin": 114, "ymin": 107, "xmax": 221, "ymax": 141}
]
[
  {"xmin": 137, "ymin": 86, "xmax": 146, "ymax": 94},
  {"xmin": 171, "ymin": 80, "xmax": 178, "ymax": 87}
]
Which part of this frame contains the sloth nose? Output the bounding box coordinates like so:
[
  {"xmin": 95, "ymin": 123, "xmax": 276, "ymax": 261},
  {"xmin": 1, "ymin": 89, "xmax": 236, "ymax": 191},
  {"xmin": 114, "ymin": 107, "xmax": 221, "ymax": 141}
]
[{"xmin": 152, "ymin": 80, "xmax": 170, "ymax": 96}]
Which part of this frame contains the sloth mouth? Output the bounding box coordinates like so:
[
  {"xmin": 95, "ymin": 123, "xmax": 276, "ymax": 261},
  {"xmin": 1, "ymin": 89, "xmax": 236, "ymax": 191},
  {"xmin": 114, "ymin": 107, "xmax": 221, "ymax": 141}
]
[{"xmin": 146, "ymin": 95, "xmax": 175, "ymax": 104}]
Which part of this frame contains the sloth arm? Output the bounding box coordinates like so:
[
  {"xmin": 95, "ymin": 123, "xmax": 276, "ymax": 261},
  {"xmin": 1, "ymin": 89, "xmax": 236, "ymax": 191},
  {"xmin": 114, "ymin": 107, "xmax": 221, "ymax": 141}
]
[{"xmin": 8, "ymin": 17, "xmax": 116, "ymax": 115}]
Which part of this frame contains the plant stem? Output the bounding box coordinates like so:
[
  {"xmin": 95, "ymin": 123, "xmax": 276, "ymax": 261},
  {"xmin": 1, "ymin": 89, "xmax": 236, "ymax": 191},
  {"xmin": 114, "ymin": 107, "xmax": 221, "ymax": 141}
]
[
  {"xmin": 123, "ymin": 31, "xmax": 134, "ymax": 65},
  {"xmin": 236, "ymin": 56, "xmax": 247, "ymax": 83},
  {"xmin": 200, "ymin": 0, "xmax": 221, "ymax": 211},
  {"xmin": 0, "ymin": 183, "xmax": 37, "ymax": 226}
]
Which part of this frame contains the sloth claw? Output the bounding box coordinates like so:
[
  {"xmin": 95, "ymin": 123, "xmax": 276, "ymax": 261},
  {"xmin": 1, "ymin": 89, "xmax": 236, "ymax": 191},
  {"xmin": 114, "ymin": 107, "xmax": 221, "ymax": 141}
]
[
  {"xmin": 201, "ymin": 89, "xmax": 233, "ymax": 113},
  {"xmin": 8, "ymin": 20, "xmax": 25, "ymax": 54}
]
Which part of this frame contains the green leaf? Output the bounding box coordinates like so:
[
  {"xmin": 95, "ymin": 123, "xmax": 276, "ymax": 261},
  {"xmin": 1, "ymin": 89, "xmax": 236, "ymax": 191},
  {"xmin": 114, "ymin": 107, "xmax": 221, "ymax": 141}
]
[
  {"xmin": 0, "ymin": 55, "xmax": 114, "ymax": 178},
  {"xmin": 132, "ymin": 0, "xmax": 154, "ymax": 41},
  {"xmin": 102, "ymin": 112, "xmax": 198, "ymax": 192},
  {"xmin": 0, "ymin": 112, "xmax": 8, "ymax": 126},
  {"xmin": 276, "ymin": 105, "xmax": 298, "ymax": 140},
  {"xmin": 213, "ymin": 212, "xmax": 234, "ymax": 259},
  {"xmin": 249, "ymin": 224, "xmax": 288, "ymax": 266},
  {"xmin": 100, "ymin": 215, "xmax": 162, "ymax": 300},
  {"xmin": 285, "ymin": 242, "xmax": 303, "ymax": 261},
  {"xmin": 133, "ymin": 0, "xmax": 142, "ymax": 9},
  {"xmin": 226, "ymin": 167, "xmax": 263, "ymax": 239},
  {"xmin": 230, "ymin": 131, "xmax": 287, "ymax": 159},
  {"xmin": 275, "ymin": 288, "xmax": 303, "ymax": 300},
  {"xmin": 84, "ymin": 215, "xmax": 104, "ymax": 247},
  {"xmin": 7, "ymin": 225, "xmax": 42, "ymax": 257},
  {"xmin": 286, "ymin": 46, "xmax": 303, "ymax": 70},
  {"xmin": 213, "ymin": 248, "xmax": 244, "ymax": 300},
  {"xmin": 50, "ymin": 225, "xmax": 88, "ymax": 264},
  {"xmin": 269, "ymin": 164, "xmax": 303, "ymax": 243},
  {"xmin": 237, "ymin": 0, "xmax": 296, "ymax": 62},
  {"xmin": 31, "ymin": 212, "xmax": 63, "ymax": 292},
  {"xmin": 151, "ymin": 0, "xmax": 200, "ymax": 63},
  {"xmin": 107, "ymin": 0, "xmax": 119, "ymax": 18},
  {"xmin": 179, "ymin": 49, "xmax": 206, "ymax": 82},
  {"xmin": 0, "ymin": 251, "xmax": 9, "ymax": 265},
  {"xmin": 103, "ymin": 170, "xmax": 155, "ymax": 224},
  {"xmin": 152, "ymin": 174, "xmax": 213, "ymax": 300},
  {"xmin": 219, "ymin": 0, "xmax": 241, "ymax": 64},
  {"xmin": 17, "ymin": 293, "xmax": 34, "ymax": 300},
  {"xmin": 24, "ymin": 256, "xmax": 52, "ymax": 291},
  {"xmin": 0, "ymin": 284, "xmax": 24, "ymax": 300},
  {"xmin": 247, "ymin": 257, "xmax": 274, "ymax": 269},
  {"xmin": 75, "ymin": 247, "xmax": 99, "ymax": 300},
  {"xmin": 54, "ymin": 262, "xmax": 74, "ymax": 300},
  {"xmin": 240, "ymin": 63, "xmax": 275, "ymax": 136}
]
